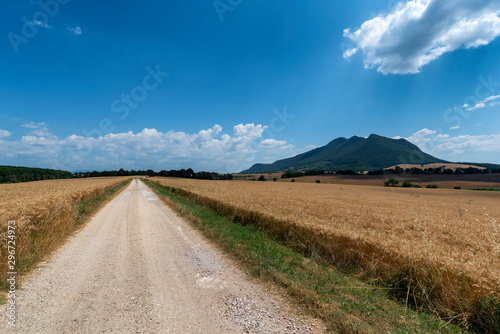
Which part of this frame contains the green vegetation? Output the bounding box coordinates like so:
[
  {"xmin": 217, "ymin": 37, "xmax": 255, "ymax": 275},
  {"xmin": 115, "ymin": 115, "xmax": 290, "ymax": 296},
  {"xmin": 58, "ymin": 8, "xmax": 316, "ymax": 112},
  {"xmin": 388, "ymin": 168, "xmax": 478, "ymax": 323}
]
[
  {"xmin": 273, "ymin": 177, "xmax": 277, "ymax": 182},
  {"xmin": 315, "ymin": 179, "xmax": 321, "ymax": 183},
  {"xmin": 454, "ymin": 186, "xmax": 462, "ymax": 189},
  {"xmin": 465, "ymin": 188, "xmax": 500, "ymax": 192},
  {"xmin": 76, "ymin": 168, "xmax": 233, "ymax": 180},
  {"xmin": 258, "ymin": 175, "xmax": 266, "ymax": 181},
  {"xmin": 384, "ymin": 178, "xmax": 399, "ymax": 187},
  {"xmin": 427, "ymin": 184, "xmax": 439, "ymax": 188},
  {"xmin": 0, "ymin": 165, "xmax": 72, "ymax": 183},
  {"xmin": 144, "ymin": 179, "xmax": 465, "ymax": 333},
  {"xmin": 242, "ymin": 134, "xmax": 444, "ymax": 173},
  {"xmin": 402, "ymin": 181, "xmax": 414, "ymax": 187}
]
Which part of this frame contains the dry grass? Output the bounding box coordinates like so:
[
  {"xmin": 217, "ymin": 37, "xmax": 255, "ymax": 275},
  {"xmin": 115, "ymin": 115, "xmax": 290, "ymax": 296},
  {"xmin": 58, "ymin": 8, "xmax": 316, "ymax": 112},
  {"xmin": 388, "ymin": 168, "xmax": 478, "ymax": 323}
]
[
  {"xmin": 291, "ymin": 173, "xmax": 500, "ymax": 189},
  {"xmin": 0, "ymin": 177, "xmax": 130, "ymax": 283},
  {"xmin": 151, "ymin": 177, "xmax": 500, "ymax": 329}
]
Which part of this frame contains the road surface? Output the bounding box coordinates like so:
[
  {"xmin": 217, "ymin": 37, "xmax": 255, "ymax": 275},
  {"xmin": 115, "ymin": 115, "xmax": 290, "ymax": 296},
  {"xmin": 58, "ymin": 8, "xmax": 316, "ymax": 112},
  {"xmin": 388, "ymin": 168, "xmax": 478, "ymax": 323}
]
[{"xmin": 7, "ymin": 179, "xmax": 322, "ymax": 333}]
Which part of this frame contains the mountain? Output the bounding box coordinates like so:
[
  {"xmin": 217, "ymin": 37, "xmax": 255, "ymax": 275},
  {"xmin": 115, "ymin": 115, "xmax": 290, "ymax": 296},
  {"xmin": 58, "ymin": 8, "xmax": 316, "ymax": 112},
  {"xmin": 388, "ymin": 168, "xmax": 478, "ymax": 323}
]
[{"xmin": 241, "ymin": 134, "xmax": 446, "ymax": 173}]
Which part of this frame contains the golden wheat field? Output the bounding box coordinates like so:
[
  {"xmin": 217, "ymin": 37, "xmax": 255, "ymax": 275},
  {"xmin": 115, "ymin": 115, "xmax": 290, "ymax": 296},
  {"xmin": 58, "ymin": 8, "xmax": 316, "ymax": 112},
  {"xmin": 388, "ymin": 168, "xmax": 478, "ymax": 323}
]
[
  {"xmin": 0, "ymin": 177, "xmax": 130, "ymax": 281},
  {"xmin": 151, "ymin": 177, "xmax": 500, "ymax": 291},
  {"xmin": 0, "ymin": 177, "xmax": 130, "ymax": 225}
]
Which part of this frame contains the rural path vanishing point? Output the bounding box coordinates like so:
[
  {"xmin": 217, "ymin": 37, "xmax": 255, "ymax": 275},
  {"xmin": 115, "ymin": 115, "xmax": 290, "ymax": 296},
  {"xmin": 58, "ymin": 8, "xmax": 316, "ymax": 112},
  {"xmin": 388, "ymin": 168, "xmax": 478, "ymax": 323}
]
[{"xmin": 6, "ymin": 179, "xmax": 323, "ymax": 333}]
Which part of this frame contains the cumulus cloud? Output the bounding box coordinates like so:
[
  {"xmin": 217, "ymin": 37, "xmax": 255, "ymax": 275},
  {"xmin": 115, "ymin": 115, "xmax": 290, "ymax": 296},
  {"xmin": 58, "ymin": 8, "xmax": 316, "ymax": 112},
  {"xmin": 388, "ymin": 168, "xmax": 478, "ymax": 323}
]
[
  {"xmin": 343, "ymin": 0, "xmax": 500, "ymax": 74},
  {"xmin": 450, "ymin": 126, "xmax": 460, "ymax": 130},
  {"xmin": 0, "ymin": 129, "xmax": 12, "ymax": 139},
  {"xmin": 403, "ymin": 128, "xmax": 500, "ymax": 158},
  {"xmin": 0, "ymin": 124, "xmax": 293, "ymax": 173}
]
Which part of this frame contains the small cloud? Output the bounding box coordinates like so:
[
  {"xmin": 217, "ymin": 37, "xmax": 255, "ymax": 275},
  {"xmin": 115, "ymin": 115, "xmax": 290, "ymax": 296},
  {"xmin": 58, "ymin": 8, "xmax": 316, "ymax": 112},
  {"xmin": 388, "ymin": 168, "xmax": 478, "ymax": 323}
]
[
  {"xmin": 490, "ymin": 101, "xmax": 500, "ymax": 107},
  {"xmin": 466, "ymin": 102, "xmax": 486, "ymax": 111},
  {"xmin": 260, "ymin": 139, "xmax": 287, "ymax": 148},
  {"xmin": 30, "ymin": 20, "xmax": 52, "ymax": 29},
  {"xmin": 0, "ymin": 129, "xmax": 12, "ymax": 139},
  {"xmin": 343, "ymin": 48, "xmax": 358, "ymax": 59},
  {"xmin": 450, "ymin": 126, "xmax": 460, "ymax": 130},
  {"xmin": 22, "ymin": 122, "xmax": 47, "ymax": 129},
  {"xmin": 465, "ymin": 95, "xmax": 500, "ymax": 110},
  {"xmin": 484, "ymin": 95, "xmax": 500, "ymax": 103},
  {"xmin": 21, "ymin": 121, "xmax": 55, "ymax": 138},
  {"xmin": 68, "ymin": 26, "xmax": 82, "ymax": 35}
]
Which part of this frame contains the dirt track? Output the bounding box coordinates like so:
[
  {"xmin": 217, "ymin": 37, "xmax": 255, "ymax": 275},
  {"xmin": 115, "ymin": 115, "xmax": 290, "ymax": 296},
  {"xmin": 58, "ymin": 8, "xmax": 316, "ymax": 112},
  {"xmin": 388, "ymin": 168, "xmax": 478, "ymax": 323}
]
[{"xmin": 7, "ymin": 179, "xmax": 321, "ymax": 333}]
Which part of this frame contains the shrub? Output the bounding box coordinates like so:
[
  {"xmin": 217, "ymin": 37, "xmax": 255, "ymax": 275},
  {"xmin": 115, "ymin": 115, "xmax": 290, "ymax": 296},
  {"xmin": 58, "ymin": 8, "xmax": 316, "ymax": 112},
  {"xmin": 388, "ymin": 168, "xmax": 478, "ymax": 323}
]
[
  {"xmin": 273, "ymin": 177, "xmax": 277, "ymax": 182},
  {"xmin": 315, "ymin": 180, "xmax": 321, "ymax": 183},
  {"xmin": 454, "ymin": 186, "xmax": 461, "ymax": 189},
  {"xmin": 426, "ymin": 184, "xmax": 439, "ymax": 188},
  {"xmin": 384, "ymin": 178, "xmax": 399, "ymax": 187},
  {"xmin": 402, "ymin": 181, "xmax": 413, "ymax": 188},
  {"xmin": 258, "ymin": 175, "xmax": 266, "ymax": 181},
  {"xmin": 291, "ymin": 179, "xmax": 296, "ymax": 182}
]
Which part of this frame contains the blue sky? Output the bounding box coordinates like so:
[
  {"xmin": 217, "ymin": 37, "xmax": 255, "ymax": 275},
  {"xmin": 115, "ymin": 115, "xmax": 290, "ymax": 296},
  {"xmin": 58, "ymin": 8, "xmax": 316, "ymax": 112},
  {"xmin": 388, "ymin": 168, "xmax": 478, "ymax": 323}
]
[{"xmin": 1, "ymin": 0, "xmax": 500, "ymax": 172}]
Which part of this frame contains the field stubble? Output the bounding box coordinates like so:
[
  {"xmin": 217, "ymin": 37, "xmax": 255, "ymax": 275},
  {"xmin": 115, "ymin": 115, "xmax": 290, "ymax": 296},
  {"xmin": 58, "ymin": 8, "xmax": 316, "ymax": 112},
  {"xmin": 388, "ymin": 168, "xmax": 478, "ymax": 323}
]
[
  {"xmin": 151, "ymin": 177, "xmax": 500, "ymax": 329},
  {"xmin": 0, "ymin": 177, "xmax": 131, "ymax": 284}
]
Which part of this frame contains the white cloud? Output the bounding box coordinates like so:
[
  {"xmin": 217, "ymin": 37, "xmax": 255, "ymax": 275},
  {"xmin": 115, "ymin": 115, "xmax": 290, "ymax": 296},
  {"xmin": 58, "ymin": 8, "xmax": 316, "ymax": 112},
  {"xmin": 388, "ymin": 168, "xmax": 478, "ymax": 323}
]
[
  {"xmin": 466, "ymin": 94, "xmax": 500, "ymax": 110},
  {"xmin": 21, "ymin": 121, "xmax": 55, "ymax": 138},
  {"xmin": 466, "ymin": 102, "xmax": 486, "ymax": 111},
  {"xmin": 344, "ymin": 0, "xmax": 500, "ymax": 74},
  {"xmin": 450, "ymin": 126, "xmax": 460, "ymax": 130},
  {"xmin": 30, "ymin": 20, "xmax": 52, "ymax": 29},
  {"xmin": 343, "ymin": 48, "xmax": 358, "ymax": 59},
  {"xmin": 259, "ymin": 139, "xmax": 288, "ymax": 148},
  {"xmin": 403, "ymin": 128, "xmax": 500, "ymax": 157},
  {"xmin": 484, "ymin": 95, "xmax": 500, "ymax": 102},
  {"xmin": 0, "ymin": 124, "xmax": 295, "ymax": 173},
  {"xmin": 22, "ymin": 121, "xmax": 47, "ymax": 129},
  {"xmin": 0, "ymin": 129, "xmax": 12, "ymax": 139},
  {"xmin": 68, "ymin": 26, "xmax": 82, "ymax": 35}
]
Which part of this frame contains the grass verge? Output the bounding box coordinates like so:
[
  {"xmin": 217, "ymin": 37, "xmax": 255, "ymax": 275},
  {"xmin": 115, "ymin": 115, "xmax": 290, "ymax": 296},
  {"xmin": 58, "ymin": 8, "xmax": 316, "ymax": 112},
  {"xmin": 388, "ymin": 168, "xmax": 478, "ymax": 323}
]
[
  {"xmin": 0, "ymin": 179, "xmax": 131, "ymax": 303},
  {"xmin": 144, "ymin": 179, "xmax": 468, "ymax": 333}
]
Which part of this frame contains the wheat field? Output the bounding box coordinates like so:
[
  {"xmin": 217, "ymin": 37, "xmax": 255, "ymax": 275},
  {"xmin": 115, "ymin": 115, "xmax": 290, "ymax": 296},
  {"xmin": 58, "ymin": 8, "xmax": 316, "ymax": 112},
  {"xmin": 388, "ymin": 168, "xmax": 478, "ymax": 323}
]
[
  {"xmin": 151, "ymin": 176, "xmax": 500, "ymax": 320},
  {"xmin": 0, "ymin": 177, "xmax": 130, "ymax": 282}
]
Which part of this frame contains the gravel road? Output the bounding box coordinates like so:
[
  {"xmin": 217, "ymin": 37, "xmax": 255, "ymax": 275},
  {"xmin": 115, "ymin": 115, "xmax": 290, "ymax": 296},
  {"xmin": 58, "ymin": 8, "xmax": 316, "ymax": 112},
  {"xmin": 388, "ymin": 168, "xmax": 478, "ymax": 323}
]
[{"xmin": 5, "ymin": 179, "xmax": 324, "ymax": 333}]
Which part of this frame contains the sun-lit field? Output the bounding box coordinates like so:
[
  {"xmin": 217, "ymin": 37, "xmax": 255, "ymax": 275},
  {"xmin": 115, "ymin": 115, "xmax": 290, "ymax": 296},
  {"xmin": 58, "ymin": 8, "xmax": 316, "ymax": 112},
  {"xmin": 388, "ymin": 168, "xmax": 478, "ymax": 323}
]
[
  {"xmin": 0, "ymin": 177, "xmax": 130, "ymax": 282},
  {"xmin": 0, "ymin": 177, "xmax": 130, "ymax": 225},
  {"xmin": 151, "ymin": 176, "xmax": 500, "ymax": 315}
]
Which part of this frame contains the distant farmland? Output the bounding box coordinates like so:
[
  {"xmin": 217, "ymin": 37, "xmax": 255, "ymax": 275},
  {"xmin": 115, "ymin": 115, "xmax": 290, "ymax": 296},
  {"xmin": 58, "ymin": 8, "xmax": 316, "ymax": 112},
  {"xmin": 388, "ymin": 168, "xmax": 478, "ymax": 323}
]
[{"xmin": 151, "ymin": 176, "xmax": 500, "ymax": 323}]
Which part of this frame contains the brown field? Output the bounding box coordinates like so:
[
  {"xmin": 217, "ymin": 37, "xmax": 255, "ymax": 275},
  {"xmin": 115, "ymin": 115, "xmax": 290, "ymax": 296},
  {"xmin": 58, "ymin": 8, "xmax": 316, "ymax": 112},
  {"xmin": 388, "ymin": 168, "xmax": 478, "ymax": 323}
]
[
  {"xmin": 0, "ymin": 177, "xmax": 130, "ymax": 282},
  {"xmin": 386, "ymin": 163, "xmax": 487, "ymax": 170},
  {"xmin": 283, "ymin": 173, "xmax": 500, "ymax": 189},
  {"xmin": 151, "ymin": 176, "xmax": 500, "ymax": 320}
]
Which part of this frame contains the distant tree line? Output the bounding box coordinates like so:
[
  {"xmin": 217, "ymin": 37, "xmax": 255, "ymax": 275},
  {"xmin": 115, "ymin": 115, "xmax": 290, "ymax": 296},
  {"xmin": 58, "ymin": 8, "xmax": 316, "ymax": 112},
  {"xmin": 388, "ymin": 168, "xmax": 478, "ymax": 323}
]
[
  {"xmin": 281, "ymin": 170, "xmax": 325, "ymax": 179},
  {"xmin": 0, "ymin": 166, "xmax": 73, "ymax": 183},
  {"xmin": 74, "ymin": 168, "xmax": 233, "ymax": 180},
  {"xmin": 368, "ymin": 166, "xmax": 498, "ymax": 175}
]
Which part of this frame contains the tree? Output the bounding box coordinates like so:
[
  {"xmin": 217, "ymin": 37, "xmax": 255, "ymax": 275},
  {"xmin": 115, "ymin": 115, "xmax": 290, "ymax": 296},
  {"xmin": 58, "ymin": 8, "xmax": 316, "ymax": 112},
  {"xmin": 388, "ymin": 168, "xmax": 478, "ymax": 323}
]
[
  {"xmin": 258, "ymin": 175, "xmax": 266, "ymax": 181},
  {"xmin": 384, "ymin": 178, "xmax": 399, "ymax": 187}
]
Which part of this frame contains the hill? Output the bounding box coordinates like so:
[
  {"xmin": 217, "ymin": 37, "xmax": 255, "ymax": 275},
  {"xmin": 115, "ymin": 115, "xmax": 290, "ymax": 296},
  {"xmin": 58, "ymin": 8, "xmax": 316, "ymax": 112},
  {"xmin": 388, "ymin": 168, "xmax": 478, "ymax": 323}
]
[
  {"xmin": 242, "ymin": 134, "xmax": 445, "ymax": 173},
  {"xmin": 0, "ymin": 165, "xmax": 73, "ymax": 183}
]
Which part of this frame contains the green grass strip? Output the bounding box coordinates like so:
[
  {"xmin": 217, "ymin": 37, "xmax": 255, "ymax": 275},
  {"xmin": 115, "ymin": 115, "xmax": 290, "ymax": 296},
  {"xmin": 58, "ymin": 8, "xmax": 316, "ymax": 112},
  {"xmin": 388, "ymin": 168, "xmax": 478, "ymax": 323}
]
[{"xmin": 144, "ymin": 179, "xmax": 466, "ymax": 334}]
